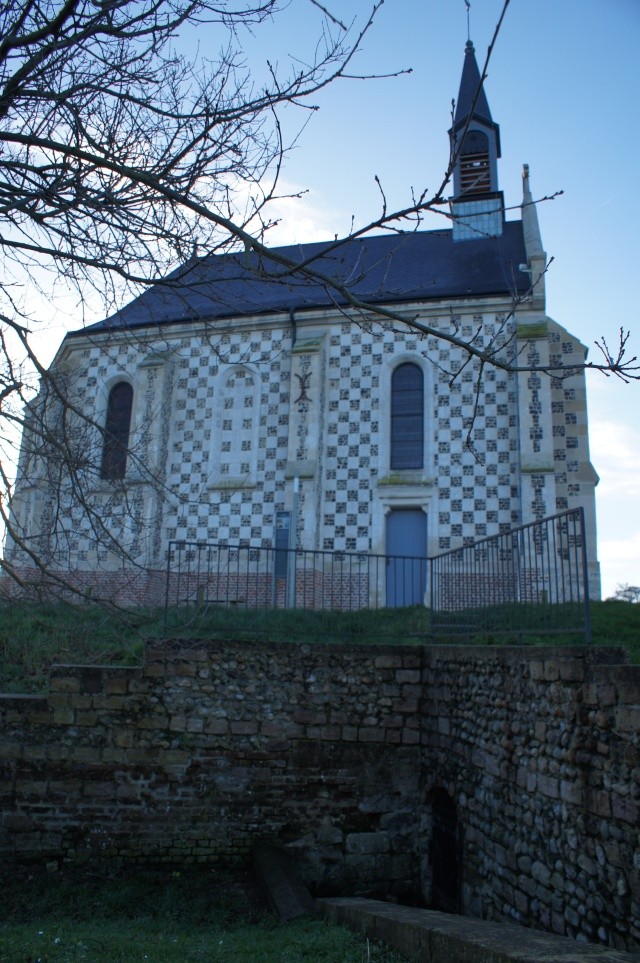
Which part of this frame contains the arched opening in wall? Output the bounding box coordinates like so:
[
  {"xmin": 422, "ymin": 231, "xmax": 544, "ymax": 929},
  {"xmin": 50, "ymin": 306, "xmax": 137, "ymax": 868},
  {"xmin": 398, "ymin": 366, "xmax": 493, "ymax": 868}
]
[{"xmin": 429, "ymin": 787, "xmax": 460, "ymax": 913}]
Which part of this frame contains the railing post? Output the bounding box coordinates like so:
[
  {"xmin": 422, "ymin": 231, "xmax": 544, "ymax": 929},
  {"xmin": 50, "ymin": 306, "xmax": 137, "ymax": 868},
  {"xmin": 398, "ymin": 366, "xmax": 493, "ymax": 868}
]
[
  {"xmin": 429, "ymin": 556, "xmax": 435, "ymax": 636},
  {"xmin": 163, "ymin": 540, "xmax": 173, "ymax": 637},
  {"xmin": 579, "ymin": 507, "xmax": 592, "ymax": 644}
]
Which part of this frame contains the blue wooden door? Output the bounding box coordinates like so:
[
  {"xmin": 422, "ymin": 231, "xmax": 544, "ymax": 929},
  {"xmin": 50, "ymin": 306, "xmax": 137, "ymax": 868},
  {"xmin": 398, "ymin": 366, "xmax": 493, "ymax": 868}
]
[{"xmin": 386, "ymin": 509, "xmax": 428, "ymax": 607}]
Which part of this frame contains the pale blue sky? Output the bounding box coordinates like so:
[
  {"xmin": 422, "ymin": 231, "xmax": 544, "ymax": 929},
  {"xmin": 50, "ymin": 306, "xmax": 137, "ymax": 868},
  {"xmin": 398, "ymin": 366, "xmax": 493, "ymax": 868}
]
[
  {"xmin": 238, "ymin": 0, "xmax": 639, "ymax": 598},
  {"xmin": 36, "ymin": 0, "xmax": 639, "ymax": 598}
]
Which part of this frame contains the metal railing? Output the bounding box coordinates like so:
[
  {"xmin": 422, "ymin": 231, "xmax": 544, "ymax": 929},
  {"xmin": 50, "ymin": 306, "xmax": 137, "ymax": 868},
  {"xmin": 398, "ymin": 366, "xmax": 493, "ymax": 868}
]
[
  {"xmin": 163, "ymin": 508, "xmax": 591, "ymax": 644},
  {"xmin": 163, "ymin": 541, "xmax": 429, "ymax": 641},
  {"xmin": 429, "ymin": 508, "xmax": 591, "ymax": 643}
]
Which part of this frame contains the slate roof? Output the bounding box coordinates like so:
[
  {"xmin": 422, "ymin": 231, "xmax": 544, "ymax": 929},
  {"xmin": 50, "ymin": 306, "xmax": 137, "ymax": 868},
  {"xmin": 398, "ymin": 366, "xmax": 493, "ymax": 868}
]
[{"xmin": 80, "ymin": 220, "xmax": 529, "ymax": 335}]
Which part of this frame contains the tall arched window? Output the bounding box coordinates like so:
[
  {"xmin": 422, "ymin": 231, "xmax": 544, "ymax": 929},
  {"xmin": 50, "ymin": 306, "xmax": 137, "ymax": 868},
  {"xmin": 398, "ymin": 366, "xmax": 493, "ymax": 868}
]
[
  {"xmin": 391, "ymin": 363, "xmax": 423, "ymax": 469},
  {"xmin": 101, "ymin": 382, "xmax": 133, "ymax": 480}
]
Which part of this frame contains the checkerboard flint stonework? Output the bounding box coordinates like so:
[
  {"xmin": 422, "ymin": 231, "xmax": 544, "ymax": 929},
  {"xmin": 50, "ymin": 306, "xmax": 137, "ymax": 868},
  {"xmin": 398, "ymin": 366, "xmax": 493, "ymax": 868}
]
[{"xmin": 7, "ymin": 298, "xmax": 600, "ymax": 605}]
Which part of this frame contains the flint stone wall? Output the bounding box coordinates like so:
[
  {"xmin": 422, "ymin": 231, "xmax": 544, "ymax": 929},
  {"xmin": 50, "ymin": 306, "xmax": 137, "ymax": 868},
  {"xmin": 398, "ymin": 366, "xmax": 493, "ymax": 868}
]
[
  {"xmin": 0, "ymin": 641, "xmax": 424, "ymax": 899},
  {"xmin": 422, "ymin": 645, "xmax": 639, "ymax": 952},
  {"xmin": 0, "ymin": 641, "xmax": 638, "ymax": 952}
]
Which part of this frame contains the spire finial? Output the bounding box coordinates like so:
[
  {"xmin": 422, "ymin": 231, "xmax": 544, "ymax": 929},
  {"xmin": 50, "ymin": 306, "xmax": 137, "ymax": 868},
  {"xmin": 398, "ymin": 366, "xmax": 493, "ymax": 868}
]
[{"xmin": 464, "ymin": 0, "xmax": 471, "ymax": 42}]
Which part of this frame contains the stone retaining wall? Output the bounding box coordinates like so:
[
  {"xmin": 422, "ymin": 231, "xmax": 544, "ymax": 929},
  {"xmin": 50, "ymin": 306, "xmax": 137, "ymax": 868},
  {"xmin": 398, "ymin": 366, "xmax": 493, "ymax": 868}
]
[
  {"xmin": 421, "ymin": 646, "xmax": 639, "ymax": 952},
  {"xmin": 0, "ymin": 641, "xmax": 638, "ymax": 952},
  {"xmin": 0, "ymin": 641, "xmax": 423, "ymax": 898}
]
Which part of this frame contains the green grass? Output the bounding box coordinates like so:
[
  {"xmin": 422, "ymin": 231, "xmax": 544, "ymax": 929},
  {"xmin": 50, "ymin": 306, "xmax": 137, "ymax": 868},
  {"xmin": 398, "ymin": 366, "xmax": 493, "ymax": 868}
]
[
  {"xmin": 589, "ymin": 600, "xmax": 640, "ymax": 662},
  {"xmin": 0, "ymin": 598, "xmax": 637, "ymax": 695},
  {"xmin": 0, "ymin": 866, "xmax": 409, "ymax": 962},
  {"xmin": 0, "ymin": 600, "xmax": 151, "ymax": 694}
]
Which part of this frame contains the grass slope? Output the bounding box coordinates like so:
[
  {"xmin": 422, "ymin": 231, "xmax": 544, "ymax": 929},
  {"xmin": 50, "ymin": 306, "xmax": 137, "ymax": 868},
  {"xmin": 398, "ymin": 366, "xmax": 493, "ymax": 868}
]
[
  {"xmin": 0, "ymin": 866, "xmax": 408, "ymax": 962},
  {"xmin": 0, "ymin": 599, "xmax": 637, "ymax": 695}
]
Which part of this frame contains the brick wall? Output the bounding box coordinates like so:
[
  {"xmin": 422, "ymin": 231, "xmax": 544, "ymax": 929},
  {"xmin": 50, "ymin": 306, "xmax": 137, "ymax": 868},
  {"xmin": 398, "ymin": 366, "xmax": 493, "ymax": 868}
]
[
  {"xmin": 0, "ymin": 641, "xmax": 638, "ymax": 951},
  {"xmin": 0, "ymin": 641, "xmax": 423, "ymax": 899}
]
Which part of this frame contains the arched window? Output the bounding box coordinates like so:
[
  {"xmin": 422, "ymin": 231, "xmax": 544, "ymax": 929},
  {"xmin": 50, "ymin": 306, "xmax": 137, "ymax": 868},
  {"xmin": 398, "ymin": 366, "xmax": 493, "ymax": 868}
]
[
  {"xmin": 100, "ymin": 382, "xmax": 133, "ymax": 480},
  {"xmin": 391, "ymin": 363, "xmax": 423, "ymax": 469}
]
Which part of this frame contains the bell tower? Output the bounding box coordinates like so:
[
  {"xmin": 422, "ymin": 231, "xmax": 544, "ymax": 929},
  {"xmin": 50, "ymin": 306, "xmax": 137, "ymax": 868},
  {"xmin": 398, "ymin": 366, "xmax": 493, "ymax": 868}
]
[{"xmin": 450, "ymin": 40, "xmax": 504, "ymax": 241}]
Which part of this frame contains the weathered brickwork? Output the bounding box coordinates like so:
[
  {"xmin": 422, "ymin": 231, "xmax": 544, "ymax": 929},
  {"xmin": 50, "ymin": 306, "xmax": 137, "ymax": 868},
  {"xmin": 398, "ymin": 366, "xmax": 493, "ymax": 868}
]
[
  {"xmin": 1, "ymin": 642, "xmax": 637, "ymax": 951},
  {"xmin": 422, "ymin": 646, "xmax": 639, "ymax": 952},
  {"xmin": 0, "ymin": 642, "xmax": 424, "ymax": 899}
]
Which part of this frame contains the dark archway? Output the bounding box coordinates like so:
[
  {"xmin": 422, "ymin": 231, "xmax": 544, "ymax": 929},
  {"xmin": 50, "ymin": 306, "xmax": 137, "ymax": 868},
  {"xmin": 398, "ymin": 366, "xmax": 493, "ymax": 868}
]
[{"xmin": 430, "ymin": 788, "xmax": 460, "ymax": 913}]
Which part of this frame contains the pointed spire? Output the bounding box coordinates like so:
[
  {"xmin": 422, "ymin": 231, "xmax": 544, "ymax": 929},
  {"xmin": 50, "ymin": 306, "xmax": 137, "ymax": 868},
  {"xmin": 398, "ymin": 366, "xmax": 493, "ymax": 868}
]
[
  {"xmin": 521, "ymin": 164, "xmax": 546, "ymax": 306},
  {"xmin": 454, "ymin": 40, "xmax": 492, "ymax": 128},
  {"xmin": 521, "ymin": 164, "xmax": 544, "ymax": 258},
  {"xmin": 449, "ymin": 38, "xmax": 503, "ymax": 239}
]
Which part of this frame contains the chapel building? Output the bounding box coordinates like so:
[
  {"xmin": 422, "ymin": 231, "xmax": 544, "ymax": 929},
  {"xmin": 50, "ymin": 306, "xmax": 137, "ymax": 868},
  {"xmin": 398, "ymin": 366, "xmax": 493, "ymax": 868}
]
[{"xmin": 6, "ymin": 41, "xmax": 601, "ymax": 605}]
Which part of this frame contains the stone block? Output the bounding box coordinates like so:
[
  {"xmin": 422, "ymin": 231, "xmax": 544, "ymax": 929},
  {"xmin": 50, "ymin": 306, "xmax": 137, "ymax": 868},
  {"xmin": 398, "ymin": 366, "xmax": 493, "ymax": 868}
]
[
  {"xmin": 70, "ymin": 746, "xmax": 102, "ymax": 763},
  {"xmin": 91, "ymin": 696, "xmax": 126, "ymax": 711},
  {"xmin": 560, "ymin": 780, "xmax": 583, "ymax": 806},
  {"xmin": 346, "ymin": 831, "xmax": 390, "ymax": 855},
  {"xmin": 612, "ymin": 795, "xmax": 639, "ymax": 824},
  {"xmin": 597, "ymin": 684, "xmax": 617, "ymax": 708},
  {"xmin": 230, "ymin": 720, "xmax": 258, "ymax": 736},
  {"xmin": 3, "ymin": 813, "xmax": 34, "ymax": 831},
  {"xmin": 529, "ymin": 660, "xmax": 545, "ymax": 681},
  {"xmin": 83, "ymin": 781, "xmax": 116, "ymax": 798},
  {"xmin": 104, "ymin": 675, "xmax": 129, "ymax": 695},
  {"xmin": 75, "ymin": 711, "xmax": 99, "ymax": 727},
  {"xmin": 401, "ymin": 655, "xmax": 422, "ymax": 669},
  {"xmin": 52, "ymin": 709, "xmax": 75, "ymax": 725},
  {"xmin": 49, "ymin": 676, "xmax": 81, "ymax": 693},
  {"xmin": 531, "ymin": 860, "xmax": 551, "ymax": 886},
  {"xmin": 589, "ymin": 790, "xmax": 611, "ymax": 818},
  {"xmin": 167, "ymin": 659, "xmax": 197, "ymax": 677},
  {"xmin": 401, "ymin": 684, "xmax": 422, "ymax": 698},
  {"xmin": 559, "ymin": 660, "xmax": 584, "ymax": 682},
  {"xmin": 374, "ymin": 655, "xmax": 402, "ymax": 669},
  {"xmin": 538, "ymin": 774, "xmax": 559, "ymax": 799},
  {"xmin": 615, "ymin": 707, "xmax": 640, "ymax": 732},
  {"xmin": 27, "ymin": 710, "xmax": 52, "ymax": 725},
  {"xmin": 69, "ymin": 695, "xmax": 93, "ymax": 710},
  {"xmin": 294, "ymin": 708, "xmax": 326, "ymax": 725},
  {"xmin": 392, "ymin": 698, "xmax": 418, "ymax": 714},
  {"xmin": 137, "ymin": 715, "xmax": 169, "ymax": 730}
]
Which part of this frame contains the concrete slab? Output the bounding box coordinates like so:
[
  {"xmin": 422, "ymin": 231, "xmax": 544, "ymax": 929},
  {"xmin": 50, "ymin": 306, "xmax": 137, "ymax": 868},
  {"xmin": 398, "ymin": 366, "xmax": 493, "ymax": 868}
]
[
  {"xmin": 318, "ymin": 897, "xmax": 640, "ymax": 963},
  {"xmin": 253, "ymin": 843, "xmax": 318, "ymax": 922}
]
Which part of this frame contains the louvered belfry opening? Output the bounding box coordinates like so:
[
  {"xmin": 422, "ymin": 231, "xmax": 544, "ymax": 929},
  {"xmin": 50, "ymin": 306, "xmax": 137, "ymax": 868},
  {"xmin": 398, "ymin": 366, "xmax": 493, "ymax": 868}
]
[{"xmin": 459, "ymin": 129, "xmax": 490, "ymax": 195}]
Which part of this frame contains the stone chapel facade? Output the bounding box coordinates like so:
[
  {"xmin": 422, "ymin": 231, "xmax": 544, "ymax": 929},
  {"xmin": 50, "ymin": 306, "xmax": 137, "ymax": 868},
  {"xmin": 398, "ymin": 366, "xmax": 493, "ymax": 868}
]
[{"xmin": 5, "ymin": 41, "xmax": 601, "ymax": 604}]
